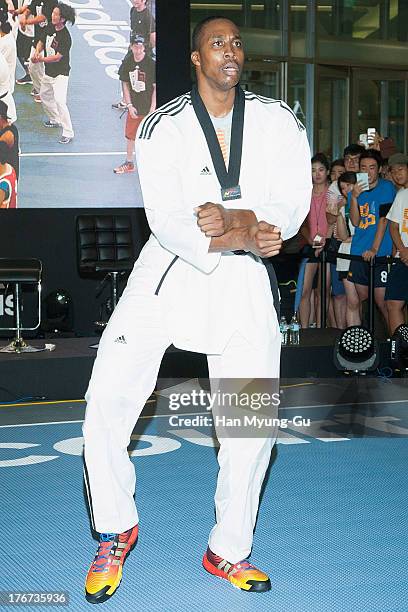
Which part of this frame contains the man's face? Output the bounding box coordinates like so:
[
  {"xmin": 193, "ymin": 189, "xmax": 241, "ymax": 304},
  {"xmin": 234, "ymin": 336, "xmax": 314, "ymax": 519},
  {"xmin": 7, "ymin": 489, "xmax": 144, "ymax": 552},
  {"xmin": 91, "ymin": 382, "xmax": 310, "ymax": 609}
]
[
  {"xmin": 51, "ymin": 7, "xmax": 63, "ymax": 26},
  {"xmin": 191, "ymin": 19, "xmax": 244, "ymax": 92},
  {"xmin": 131, "ymin": 0, "xmax": 146, "ymax": 9},
  {"xmin": 390, "ymin": 164, "xmax": 408, "ymax": 188},
  {"xmin": 131, "ymin": 42, "xmax": 145, "ymax": 60},
  {"xmin": 344, "ymin": 154, "xmax": 360, "ymax": 172},
  {"xmin": 330, "ymin": 163, "xmax": 345, "ymax": 182},
  {"xmin": 360, "ymin": 157, "xmax": 379, "ymax": 187},
  {"xmin": 312, "ymin": 162, "xmax": 328, "ymax": 186}
]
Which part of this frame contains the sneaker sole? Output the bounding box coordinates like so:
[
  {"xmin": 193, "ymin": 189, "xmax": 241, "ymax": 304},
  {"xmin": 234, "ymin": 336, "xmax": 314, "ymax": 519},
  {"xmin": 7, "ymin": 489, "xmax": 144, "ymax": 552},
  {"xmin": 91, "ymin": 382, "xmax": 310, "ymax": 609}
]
[
  {"xmin": 202, "ymin": 553, "xmax": 271, "ymax": 592},
  {"xmin": 85, "ymin": 528, "xmax": 139, "ymax": 604}
]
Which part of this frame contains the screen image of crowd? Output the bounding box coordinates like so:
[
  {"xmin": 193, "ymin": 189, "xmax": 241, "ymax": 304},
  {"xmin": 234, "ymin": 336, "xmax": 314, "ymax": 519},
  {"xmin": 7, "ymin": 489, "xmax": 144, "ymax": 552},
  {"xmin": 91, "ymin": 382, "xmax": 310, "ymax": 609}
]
[
  {"xmin": 293, "ymin": 138, "xmax": 408, "ymax": 339},
  {"xmin": 0, "ymin": 0, "xmax": 156, "ymax": 208}
]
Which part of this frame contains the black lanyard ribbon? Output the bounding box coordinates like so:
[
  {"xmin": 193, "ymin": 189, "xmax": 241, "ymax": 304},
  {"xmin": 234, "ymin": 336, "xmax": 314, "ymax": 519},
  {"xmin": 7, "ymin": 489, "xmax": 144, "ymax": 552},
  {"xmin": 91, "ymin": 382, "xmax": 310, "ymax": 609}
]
[{"xmin": 191, "ymin": 84, "xmax": 245, "ymax": 201}]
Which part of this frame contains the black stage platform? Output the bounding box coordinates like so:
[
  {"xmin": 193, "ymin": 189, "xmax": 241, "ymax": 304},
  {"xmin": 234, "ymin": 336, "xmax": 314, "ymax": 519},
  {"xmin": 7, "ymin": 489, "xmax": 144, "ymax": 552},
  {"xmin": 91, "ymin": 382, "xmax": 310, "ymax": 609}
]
[{"xmin": 0, "ymin": 329, "xmax": 393, "ymax": 403}]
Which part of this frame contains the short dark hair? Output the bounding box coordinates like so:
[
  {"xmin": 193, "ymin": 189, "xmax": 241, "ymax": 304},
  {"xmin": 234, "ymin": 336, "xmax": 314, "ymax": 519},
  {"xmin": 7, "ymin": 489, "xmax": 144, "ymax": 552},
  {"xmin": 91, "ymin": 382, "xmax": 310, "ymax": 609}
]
[
  {"xmin": 337, "ymin": 171, "xmax": 357, "ymax": 194},
  {"xmin": 360, "ymin": 149, "xmax": 383, "ymax": 168},
  {"xmin": 330, "ymin": 158, "xmax": 345, "ymax": 171},
  {"xmin": 311, "ymin": 152, "xmax": 330, "ymax": 172},
  {"xmin": 0, "ymin": 100, "xmax": 8, "ymax": 120},
  {"xmin": 0, "ymin": 141, "xmax": 9, "ymax": 164},
  {"xmin": 0, "ymin": 10, "xmax": 12, "ymax": 35},
  {"xmin": 343, "ymin": 143, "xmax": 365, "ymax": 158},
  {"xmin": 58, "ymin": 2, "xmax": 76, "ymax": 25},
  {"xmin": 191, "ymin": 16, "xmax": 234, "ymax": 51}
]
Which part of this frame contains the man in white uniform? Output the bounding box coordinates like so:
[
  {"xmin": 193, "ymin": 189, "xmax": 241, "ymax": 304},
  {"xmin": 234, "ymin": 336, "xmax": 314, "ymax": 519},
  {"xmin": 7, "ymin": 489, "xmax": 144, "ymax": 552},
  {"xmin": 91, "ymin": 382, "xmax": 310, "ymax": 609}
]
[{"xmin": 83, "ymin": 16, "xmax": 312, "ymax": 604}]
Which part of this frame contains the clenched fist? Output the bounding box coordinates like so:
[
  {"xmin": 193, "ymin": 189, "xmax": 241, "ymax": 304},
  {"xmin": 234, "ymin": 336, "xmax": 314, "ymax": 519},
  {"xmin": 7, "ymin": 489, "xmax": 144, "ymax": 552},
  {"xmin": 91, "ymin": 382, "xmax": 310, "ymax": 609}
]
[
  {"xmin": 245, "ymin": 221, "xmax": 283, "ymax": 258},
  {"xmin": 195, "ymin": 202, "xmax": 233, "ymax": 237}
]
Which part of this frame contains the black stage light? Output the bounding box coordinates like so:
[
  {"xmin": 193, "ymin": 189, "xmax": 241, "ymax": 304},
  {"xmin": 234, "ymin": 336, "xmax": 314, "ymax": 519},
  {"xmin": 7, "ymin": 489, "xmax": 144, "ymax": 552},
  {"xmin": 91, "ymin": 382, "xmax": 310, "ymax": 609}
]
[
  {"xmin": 43, "ymin": 289, "xmax": 73, "ymax": 333},
  {"xmin": 334, "ymin": 325, "xmax": 379, "ymax": 373},
  {"xmin": 390, "ymin": 324, "xmax": 408, "ymax": 373}
]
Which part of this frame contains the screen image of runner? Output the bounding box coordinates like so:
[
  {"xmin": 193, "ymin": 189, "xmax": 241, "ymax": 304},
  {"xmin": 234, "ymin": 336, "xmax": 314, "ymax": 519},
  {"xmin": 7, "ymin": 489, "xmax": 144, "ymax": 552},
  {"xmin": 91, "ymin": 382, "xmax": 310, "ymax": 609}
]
[{"xmin": 3, "ymin": 0, "xmax": 156, "ymax": 209}]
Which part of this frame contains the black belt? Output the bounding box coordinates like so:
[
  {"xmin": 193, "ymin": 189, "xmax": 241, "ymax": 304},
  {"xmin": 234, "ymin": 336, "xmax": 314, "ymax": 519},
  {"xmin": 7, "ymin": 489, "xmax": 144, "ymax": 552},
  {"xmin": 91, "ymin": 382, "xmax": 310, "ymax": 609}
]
[{"xmin": 231, "ymin": 251, "xmax": 280, "ymax": 319}]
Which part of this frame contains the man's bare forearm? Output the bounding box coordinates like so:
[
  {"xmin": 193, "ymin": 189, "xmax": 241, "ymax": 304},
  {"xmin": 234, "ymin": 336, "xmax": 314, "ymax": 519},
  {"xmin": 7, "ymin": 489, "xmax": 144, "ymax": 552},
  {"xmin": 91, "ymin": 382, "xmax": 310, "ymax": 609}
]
[
  {"xmin": 229, "ymin": 209, "xmax": 257, "ymax": 229},
  {"xmin": 208, "ymin": 221, "xmax": 283, "ymax": 258},
  {"xmin": 350, "ymin": 195, "xmax": 360, "ymax": 227},
  {"xmin": 389, "ymin": 221, "xmax": 405, "ymax": 252},
  {"xmin": 208, "ymin": 227, "xmax": 249, "ymax": 252},
  {"xmin": 371, "ymin": 217, "xmax": 388, "ymax": 252}
]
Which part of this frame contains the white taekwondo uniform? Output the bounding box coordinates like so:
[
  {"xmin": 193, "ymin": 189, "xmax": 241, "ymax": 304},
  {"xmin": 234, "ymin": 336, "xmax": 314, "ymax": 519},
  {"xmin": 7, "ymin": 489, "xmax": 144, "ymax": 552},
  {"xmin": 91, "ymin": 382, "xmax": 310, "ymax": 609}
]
[{"xmin": 83, "ymin": 89, "xmax": 312, "ymax": 563}]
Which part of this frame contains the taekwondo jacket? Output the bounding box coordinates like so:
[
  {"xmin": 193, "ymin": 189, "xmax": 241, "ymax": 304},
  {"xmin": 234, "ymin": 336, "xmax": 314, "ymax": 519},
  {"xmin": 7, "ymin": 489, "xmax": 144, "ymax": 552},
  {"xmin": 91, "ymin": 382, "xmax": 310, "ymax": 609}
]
[{"xmin": 133, "ymin": 89, "xmax": 312, "ymax": 354}]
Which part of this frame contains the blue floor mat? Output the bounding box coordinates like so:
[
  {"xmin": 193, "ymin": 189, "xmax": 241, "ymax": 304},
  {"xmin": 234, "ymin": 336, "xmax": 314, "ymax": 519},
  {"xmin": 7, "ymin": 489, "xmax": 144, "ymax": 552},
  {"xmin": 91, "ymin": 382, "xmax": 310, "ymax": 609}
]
[{"xmin": 1, "ymin": 395, "xmax": 407, "ymax": 611}]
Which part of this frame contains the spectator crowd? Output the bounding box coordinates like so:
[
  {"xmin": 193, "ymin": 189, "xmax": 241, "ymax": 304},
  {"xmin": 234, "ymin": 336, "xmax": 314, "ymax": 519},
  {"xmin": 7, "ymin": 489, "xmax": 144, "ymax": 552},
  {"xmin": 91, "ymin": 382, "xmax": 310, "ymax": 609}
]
[{"xmin": 294, "ymin": 136, "xmax": 408, "ymax": 337}]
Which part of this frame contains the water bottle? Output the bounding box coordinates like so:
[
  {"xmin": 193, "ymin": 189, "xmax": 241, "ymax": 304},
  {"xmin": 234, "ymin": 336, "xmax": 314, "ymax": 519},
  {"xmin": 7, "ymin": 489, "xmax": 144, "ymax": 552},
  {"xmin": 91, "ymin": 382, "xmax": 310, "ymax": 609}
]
[
  {"xmin": 279, "ymin": 316, "xmax": 288, "ymax": 345},
  {"xmin": 289, "ymin": 314, "xmax": 300, "ymax": 346}
]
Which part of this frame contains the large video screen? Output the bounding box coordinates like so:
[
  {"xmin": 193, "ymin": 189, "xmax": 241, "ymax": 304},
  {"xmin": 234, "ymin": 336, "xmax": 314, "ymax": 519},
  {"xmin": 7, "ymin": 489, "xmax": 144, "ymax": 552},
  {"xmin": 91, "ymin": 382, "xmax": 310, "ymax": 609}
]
[{"xmin": 1, "ymin": 0, "xmax": 156, "ymax": 208}]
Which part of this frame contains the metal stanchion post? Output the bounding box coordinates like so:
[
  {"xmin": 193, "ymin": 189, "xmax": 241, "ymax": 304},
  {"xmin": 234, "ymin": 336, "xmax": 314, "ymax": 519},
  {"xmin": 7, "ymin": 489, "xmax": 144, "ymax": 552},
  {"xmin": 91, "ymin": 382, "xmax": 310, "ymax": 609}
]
[
  {"xmin": 320, "ymin": 248, "xmax": 327, "ymax": 329},
  {"xmin": 369, "ymin": 257, "xmax": 375, "ymax": 334}
]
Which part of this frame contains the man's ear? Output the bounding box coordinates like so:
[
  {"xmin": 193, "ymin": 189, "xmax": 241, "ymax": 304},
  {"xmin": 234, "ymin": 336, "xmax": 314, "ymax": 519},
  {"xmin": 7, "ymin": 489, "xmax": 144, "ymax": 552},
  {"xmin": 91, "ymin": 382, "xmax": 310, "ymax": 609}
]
[{"xmin": 191, "ymin": 50, "xmax": 200, "ymax": 67}]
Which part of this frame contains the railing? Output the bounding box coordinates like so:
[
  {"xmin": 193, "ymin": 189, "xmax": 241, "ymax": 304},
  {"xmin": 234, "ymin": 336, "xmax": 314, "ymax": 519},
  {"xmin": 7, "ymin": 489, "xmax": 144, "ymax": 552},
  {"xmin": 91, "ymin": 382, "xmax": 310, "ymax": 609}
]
[{"xmin": 314, "ymin": 248, "xmax": 399, "ymax": 333}]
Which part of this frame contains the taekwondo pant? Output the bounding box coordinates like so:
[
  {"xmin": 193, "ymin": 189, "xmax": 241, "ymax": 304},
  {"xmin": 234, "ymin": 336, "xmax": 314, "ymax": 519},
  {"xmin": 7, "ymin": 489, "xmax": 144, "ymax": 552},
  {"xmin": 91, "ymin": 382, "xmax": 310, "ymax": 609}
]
[
  {"xmin": 28, "ymin": 48, "xmax": 45, "ymax": 93},
  {"xmin": 40, "ymin": 74, "xmax": 74, "ymax": 138},
  {"xmin": 83, "ymin": 289, "xmax": 280, "ymax": 564}
]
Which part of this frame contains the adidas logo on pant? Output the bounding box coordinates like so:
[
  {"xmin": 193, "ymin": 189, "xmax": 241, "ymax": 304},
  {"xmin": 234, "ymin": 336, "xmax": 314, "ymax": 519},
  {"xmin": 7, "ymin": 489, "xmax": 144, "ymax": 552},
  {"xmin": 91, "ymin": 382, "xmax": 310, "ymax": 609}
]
[{"xmin": 114, "ymin": 335, "xmax": 127, "ymax": 344}]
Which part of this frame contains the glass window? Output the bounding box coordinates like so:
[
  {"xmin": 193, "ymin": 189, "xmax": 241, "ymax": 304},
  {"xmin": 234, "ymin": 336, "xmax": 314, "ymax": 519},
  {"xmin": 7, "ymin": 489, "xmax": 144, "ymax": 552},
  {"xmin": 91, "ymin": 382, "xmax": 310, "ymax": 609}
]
[
  {"xmin": 190, "ymin": 1, "xmax": 281, "ymax": 31},
  {"xmin": 388, "ymin": 81, "xmax": 405, "ymax": 153},
  {"xmin": 317, "ymin": 0, "xmax": 408, "ymax": 41},
  {"xmin": 352, "ymin": 75, "xmax": 406, "ymax": 153},
  {"xmin": 290, "ymin": 1, "xmax": 308, "ymax": 57},
  {"xmin": 287, "ymin": 63, "xmax": 307, "ymax": 125},
  {"xmin": 316, "ymin": 72, "xmax": 349, "ymax": 158},
  {"xmin": 240, "ymin": 59, "xmax": 280, "ymax": 98}
]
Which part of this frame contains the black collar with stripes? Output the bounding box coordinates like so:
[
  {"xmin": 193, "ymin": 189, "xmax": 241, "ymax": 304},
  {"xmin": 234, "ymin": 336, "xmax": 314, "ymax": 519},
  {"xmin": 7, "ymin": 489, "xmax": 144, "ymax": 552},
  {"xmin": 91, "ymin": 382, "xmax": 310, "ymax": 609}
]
[{"xmin": 191, "ymin": 84, "xmax": 245, "ymax": 199}]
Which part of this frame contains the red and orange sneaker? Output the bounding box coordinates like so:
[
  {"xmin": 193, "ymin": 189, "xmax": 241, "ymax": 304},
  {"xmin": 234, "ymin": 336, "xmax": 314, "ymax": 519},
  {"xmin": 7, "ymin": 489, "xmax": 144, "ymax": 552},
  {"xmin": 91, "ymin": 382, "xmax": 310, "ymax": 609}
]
[
  {"xmin": 202, "ymin": 547, "xmax": 271, "ymax": 592},
  {"xmin": 85, "ymin": 525, "xmax": 139, "ymax": 604},
  {"xmin": 113, "ymin": 161, "xmax": 135, "ymax": 174}
]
